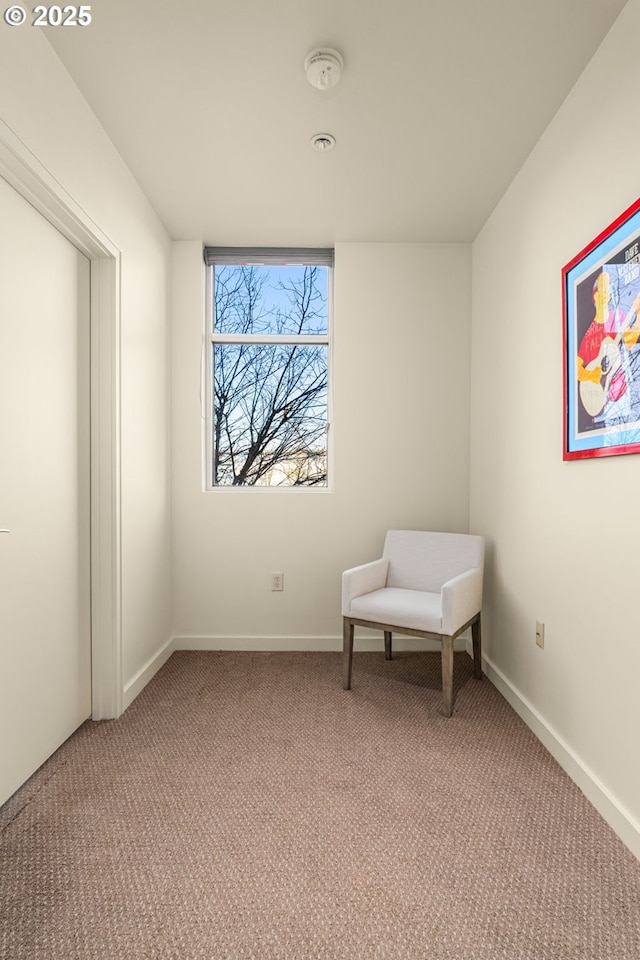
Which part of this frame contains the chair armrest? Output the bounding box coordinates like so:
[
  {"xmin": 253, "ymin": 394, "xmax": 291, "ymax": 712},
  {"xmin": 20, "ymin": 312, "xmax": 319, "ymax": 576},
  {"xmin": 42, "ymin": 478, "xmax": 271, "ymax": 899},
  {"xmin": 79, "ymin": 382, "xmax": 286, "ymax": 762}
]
[
  {"xmin": 441, "ymin": 566, "xmax": 483, "ymax": 635},
  {"xmin": 342, "ymin": 558, "xmax": 389, "ymax": 617}
]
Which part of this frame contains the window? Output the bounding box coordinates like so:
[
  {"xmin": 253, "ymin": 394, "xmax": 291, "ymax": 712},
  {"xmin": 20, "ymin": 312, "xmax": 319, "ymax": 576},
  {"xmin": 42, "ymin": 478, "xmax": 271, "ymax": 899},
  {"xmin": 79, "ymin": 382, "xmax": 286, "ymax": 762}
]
[{"xmin": 204, "ymin": 247, "xmax": 333, "ymax": 488}]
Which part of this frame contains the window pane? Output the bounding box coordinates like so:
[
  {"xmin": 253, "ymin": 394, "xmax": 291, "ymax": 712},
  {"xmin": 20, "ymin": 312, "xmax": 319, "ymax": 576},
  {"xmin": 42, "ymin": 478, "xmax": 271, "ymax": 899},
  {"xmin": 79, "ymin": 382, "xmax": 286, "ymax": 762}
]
[
  {"xmin": 214, "ymin": 264, "xmax": 328, "ymax": 336},
  {"xmin": 213, "ymin": 343, "xmax": 328, "ymax": 486}
]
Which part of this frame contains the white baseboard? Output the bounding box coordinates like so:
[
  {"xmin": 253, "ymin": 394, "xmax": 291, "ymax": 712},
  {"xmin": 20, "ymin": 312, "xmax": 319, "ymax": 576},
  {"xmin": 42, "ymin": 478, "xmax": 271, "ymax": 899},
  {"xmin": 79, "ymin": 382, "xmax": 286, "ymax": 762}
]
[
  {"xmin": 123, "ymin": 636, "xmax": 174, "ymax": 711},
  {"xmin": 481, "ymin": 652, "xmax": 640, "ymax": 862},
  {"xmin": 172, "ymin": 634, "xmax": 469, "ymax": 653}
]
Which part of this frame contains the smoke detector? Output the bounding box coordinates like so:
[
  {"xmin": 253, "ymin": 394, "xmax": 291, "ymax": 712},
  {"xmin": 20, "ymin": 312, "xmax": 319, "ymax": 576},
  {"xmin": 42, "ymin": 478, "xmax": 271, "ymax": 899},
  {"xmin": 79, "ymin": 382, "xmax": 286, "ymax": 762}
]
[
  {"xmin": 304, "ymin": 49, "xmax": 343, "ymax": 90},
  {"xmin": 310, "ymin": 133, "xmax": 336, "ymax": 152}
]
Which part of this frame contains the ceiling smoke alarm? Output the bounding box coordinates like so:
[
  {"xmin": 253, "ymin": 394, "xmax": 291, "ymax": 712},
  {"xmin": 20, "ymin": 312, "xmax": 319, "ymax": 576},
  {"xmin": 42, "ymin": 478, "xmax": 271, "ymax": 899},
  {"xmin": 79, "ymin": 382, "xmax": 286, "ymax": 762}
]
[
  {"xmin": 310, "ymin": 133, "xmax": 336, "ymax": 152},
  {"xmin": 304, "ymin": 49, "xmax": 343, "ymax": 90}
]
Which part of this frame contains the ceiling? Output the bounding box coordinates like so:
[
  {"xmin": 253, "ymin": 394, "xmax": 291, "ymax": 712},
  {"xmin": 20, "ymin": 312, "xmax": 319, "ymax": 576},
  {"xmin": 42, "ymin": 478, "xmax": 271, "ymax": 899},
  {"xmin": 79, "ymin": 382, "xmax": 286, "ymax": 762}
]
[{"xmin": 46, "ymin": 0, "xmax": 627, "ymax": 245}]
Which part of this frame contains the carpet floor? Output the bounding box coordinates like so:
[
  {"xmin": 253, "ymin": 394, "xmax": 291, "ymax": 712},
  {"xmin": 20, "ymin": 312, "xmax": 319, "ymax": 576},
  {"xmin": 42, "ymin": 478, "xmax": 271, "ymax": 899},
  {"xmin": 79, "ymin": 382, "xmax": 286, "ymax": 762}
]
[{"xmin": 1, "ymin": 650, "xmax": 639, "ymax": 960}]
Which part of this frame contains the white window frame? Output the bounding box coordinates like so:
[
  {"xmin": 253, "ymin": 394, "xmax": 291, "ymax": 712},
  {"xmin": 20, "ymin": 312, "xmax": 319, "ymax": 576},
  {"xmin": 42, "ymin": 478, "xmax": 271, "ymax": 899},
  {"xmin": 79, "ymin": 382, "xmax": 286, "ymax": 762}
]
[{"xmin": 203, "ymin": 248, "xmax": 334, "ymax": 491}]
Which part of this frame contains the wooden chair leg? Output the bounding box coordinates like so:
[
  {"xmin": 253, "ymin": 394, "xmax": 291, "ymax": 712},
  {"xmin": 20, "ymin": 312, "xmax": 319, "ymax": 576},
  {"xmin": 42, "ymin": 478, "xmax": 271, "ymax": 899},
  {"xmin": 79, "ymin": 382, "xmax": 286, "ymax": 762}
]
[
  {"xmin": 343, "ymin": 618, "xmax": 354, "ymax": 690},
  {"xmin": 471, "ymin": 614, "xmax": 482, "ymax": 679},
  {"xmin": 384, "ymin": 631, "xmax": 392, "ymax": 661},
  {"xmin": 441, "ymin": 635, "xmax": 454, "ymax": 717}
]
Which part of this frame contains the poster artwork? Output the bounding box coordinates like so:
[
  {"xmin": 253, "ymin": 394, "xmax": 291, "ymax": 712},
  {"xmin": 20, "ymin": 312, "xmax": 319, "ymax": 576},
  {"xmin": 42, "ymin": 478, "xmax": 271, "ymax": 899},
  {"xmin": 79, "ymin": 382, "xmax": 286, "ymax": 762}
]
[{"xmin": 563, "ymin": 198, "xmax": 640, "ymax": 459}]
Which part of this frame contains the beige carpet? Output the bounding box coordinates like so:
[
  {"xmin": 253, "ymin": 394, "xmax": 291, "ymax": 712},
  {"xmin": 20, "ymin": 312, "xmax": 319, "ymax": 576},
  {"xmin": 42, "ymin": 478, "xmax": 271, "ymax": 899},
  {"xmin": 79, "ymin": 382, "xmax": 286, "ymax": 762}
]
[{"xmin": 1, "ymin": 650, "xmax": 639, "ymax": 959}]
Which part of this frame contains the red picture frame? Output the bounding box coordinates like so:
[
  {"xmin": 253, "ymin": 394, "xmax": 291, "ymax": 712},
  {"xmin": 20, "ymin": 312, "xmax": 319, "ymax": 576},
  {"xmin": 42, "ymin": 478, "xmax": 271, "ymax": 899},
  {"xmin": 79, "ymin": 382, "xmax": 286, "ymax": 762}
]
[{"xmin": 563, "ymin": 197, "xmax": 640, "ymax": 460}]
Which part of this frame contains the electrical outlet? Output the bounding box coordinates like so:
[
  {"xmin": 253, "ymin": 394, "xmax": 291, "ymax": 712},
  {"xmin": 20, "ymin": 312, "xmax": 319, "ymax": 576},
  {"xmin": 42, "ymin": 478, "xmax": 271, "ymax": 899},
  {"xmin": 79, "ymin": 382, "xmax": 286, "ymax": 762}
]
[
  {"xmin": 271, "ymin": 572, "xmax": 283, "ymax": 592},
  {"xmin": 536, "ymin": 620, "xmax": 545, "ymax": 649}
]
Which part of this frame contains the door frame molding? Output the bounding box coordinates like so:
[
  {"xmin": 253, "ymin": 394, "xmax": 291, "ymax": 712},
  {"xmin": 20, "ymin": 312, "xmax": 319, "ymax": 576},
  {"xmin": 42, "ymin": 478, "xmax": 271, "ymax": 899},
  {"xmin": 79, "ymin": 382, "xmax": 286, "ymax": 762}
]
[{"xmin": 0, "ymin": 118, "xmax": 123, "ymax": 718}]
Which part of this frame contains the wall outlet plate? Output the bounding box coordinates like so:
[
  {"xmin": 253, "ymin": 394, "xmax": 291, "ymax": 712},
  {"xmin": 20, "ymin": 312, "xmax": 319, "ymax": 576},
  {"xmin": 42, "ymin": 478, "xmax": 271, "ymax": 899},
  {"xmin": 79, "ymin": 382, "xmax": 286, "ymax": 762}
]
[
  {"xmin": 536, "ymin": 620, "xmax": 545, "ymax": 649},
  {"xmin": 271, "ymin": 572, "xmax": 283, "ymax": 592}
]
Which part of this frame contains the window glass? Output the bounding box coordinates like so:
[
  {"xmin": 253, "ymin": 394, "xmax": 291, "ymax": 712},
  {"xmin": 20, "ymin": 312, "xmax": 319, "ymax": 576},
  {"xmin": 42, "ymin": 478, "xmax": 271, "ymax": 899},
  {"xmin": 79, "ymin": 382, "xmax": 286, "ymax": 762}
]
[
  {"xmin": 214, "ymin": 265, "xmax": 328, "ymax": 336},
  {"xmin": 207, "ymin": 257, "xmax": 332, "ymax": 488}
]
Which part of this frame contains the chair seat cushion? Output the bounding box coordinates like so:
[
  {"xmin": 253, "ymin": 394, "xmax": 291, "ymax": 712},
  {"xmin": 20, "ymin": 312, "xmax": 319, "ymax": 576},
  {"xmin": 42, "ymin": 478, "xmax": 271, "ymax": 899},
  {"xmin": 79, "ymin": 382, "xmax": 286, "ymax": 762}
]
[{"xmin": 349, "ymin": 587, "xmax": 442, "ymax": 634}]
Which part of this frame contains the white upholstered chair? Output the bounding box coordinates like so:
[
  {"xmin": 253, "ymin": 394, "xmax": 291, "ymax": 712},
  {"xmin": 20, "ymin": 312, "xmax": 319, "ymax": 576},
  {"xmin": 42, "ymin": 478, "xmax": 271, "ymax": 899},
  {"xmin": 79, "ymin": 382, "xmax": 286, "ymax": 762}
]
[{"xmin": 342, "ymin": 530, "xmax": 485, "ymax": 717}]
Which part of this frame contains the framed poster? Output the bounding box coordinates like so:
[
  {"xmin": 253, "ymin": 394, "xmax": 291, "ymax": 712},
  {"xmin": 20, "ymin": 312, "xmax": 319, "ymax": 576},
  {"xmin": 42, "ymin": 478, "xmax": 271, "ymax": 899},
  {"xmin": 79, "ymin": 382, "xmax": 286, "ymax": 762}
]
[{"xmin": 563, "ymin": 197, "xmax": 640, "ymax": 460}]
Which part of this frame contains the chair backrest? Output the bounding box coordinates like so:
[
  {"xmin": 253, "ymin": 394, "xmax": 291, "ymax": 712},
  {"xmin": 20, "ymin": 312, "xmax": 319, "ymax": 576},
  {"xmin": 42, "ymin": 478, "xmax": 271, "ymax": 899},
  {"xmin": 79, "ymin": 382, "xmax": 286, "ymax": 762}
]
[{"xmin": 383, "ymin": 530, "xmax": 484, "ymax": 593}]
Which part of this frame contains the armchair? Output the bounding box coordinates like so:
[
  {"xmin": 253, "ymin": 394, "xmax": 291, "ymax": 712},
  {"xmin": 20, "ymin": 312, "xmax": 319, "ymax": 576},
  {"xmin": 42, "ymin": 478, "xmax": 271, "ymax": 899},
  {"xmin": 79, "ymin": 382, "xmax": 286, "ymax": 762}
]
[{"xmin": 342, "ymin": 530, "xmax": 485, "ymax": 717}]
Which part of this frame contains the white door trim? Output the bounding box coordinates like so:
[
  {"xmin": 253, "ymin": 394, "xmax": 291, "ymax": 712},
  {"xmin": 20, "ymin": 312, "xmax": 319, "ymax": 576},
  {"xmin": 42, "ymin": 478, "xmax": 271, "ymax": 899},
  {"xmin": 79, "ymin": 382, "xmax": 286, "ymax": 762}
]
[{"xmin": 0, "ymin": 118, "xmax": 123, "ymax": 718}]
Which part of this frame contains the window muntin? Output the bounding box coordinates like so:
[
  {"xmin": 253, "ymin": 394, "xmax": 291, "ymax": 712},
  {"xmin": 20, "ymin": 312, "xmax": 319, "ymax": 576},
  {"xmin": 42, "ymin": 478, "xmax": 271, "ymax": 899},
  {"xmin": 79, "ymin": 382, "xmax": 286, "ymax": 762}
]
[{"xmin": 206, "ymin": 253, "xmax": 332, "ymax": 488}]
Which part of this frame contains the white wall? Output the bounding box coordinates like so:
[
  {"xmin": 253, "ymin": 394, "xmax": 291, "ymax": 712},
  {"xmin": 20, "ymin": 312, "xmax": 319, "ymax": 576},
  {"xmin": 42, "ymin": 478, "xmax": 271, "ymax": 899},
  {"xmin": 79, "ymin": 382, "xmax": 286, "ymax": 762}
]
[
  {"xmin": 470, "ymin": 0, "xmax": 640, "ymax": 856},
  {"xmin": 0, "ymin": 29, "xmax": 173, "ymax": 703},
  {"xmin": 172, "ymin": 241, "xmax": 471, "ymax": 647}
]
